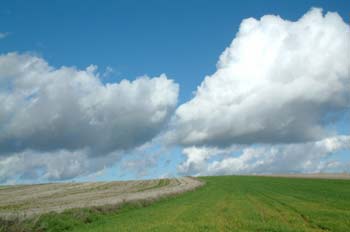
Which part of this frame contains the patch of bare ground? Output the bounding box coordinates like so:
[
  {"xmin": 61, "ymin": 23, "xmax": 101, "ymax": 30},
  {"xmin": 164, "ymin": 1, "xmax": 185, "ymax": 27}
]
[{"xmin": 0, "ymin": 177, "xmax": 203, "ymax": 220}]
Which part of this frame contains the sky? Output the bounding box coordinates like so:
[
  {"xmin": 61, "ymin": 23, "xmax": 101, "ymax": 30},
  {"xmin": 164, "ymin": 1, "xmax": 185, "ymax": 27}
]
[{"xmin": 0, "ymin": 0, "xmax": 349, "ymax": 184}]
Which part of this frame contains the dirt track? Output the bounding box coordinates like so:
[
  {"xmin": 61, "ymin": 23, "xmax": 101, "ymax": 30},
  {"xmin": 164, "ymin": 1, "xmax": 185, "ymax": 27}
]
[{"xmin": 0, "ymin": 177, "xmax": 203, "ymax": 219}]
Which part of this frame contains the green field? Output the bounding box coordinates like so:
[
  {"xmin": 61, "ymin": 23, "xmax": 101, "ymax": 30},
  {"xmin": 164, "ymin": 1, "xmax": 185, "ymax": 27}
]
[{"xmin": 4, "ymin": 175, "xmax": 350, "ymax": 232}]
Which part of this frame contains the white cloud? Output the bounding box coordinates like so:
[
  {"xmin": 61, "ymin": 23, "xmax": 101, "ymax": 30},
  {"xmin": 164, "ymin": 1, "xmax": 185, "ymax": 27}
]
[
  {"xmin": 102, "ymin": 66, "xmax": 114, "ymax": 78},
  {"xmin": 0, "ymin": 53, "xmax": 179, "ymax": 154},
  {"xmin": 178, "ymin": 136, "xmax": 350, "ymax": 176},
  {"xmin": 1, "ymin": 8, "xmax": 350, "ymax": 183},
  {"xmin": 169, "ymin": 8, "xmax": 350, "ymax": 147},
  {"xmin": 178, "ymin": 146, "xmax": 238, "ymax": 175},
  {"xmin": 0, "ymin": 32, "xmax": 9, "ymax": 39},
  {"xmin": 0, "ymin": 52, "xmax": 179, "ymax": 182},
  {"xmin": 0, "ymin": 149, "xmax": 122, "ymax": 183},
  {"xmin": 172, "ymin": 8, "xmax": 350, "ymax": 176}
]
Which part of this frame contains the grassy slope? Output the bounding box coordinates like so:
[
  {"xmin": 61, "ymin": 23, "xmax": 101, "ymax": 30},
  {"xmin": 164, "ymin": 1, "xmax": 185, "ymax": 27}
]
[
  {"xmin": 70, "ymin": 176, "xmax": 350, "ymax": 232},
  {"xmin": 2, "ymin": 176, "xmax": 350, "ymax": 232}
]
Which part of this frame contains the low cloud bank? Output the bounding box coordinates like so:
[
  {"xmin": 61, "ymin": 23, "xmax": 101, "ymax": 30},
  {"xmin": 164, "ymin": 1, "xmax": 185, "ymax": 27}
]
[{"xmin": 0, "ymin": 53, "xmax": 178, "ymax": 183}]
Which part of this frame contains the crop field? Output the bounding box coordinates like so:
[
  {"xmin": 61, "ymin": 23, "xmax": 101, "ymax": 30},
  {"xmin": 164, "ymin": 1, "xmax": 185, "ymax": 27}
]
[
  {"xmin": 0, "ymin": 177, "xmax": 202, "ymax": 220},
  {"xmin": 1, "ymin": 175, "xmax": 350, "ymax": 232}
]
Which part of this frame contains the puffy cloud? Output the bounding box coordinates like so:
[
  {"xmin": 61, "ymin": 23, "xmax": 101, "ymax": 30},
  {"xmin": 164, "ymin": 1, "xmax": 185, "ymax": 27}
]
[
  {"xmin": 173, "ymin": 8, "xmax": 350, "ymax": 176},
  {"xmin": 0, "ymin": 52, "xmax": 179, "ymax": 182},
  {"xmin": 0, "ymin": 149, "xmax": 121, "ymax": 183},
  {"xmin": 170, "ymin": 8, "xmax": 350, "ymax": 147},
  {"xmin": 0, "ymin": 53, "xmax": 178, "ymax": 155},
  {"xmin": 178, "ymin": 146, "xmax": 238, "ymax": 175},
  {"xmin": 178, "ymin": 136, "xmax": 350, "ymax": 176}
]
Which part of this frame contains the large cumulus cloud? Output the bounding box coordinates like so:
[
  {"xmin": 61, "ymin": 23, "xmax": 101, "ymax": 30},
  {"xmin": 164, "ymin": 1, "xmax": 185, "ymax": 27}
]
[
  {"xmin": 172, "ymin": 8, "xmax": 350, "ymax": 175},
  {"xmin": 0, "ymin": 52, "xmax": 178, "ymax": 182},
  {"xmin": 170, "ymin": 8, "xmax": 350, "ymax": 147}
]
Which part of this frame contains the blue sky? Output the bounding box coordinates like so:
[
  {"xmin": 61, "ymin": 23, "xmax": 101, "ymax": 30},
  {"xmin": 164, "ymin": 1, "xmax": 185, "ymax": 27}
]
[
  {"xmin": 1, "ymin": 0, "xmax": 349, "ymax": 103},
  {"xmin": 0, "ymin": 0, "xmax": 349, "ymax": 183}
]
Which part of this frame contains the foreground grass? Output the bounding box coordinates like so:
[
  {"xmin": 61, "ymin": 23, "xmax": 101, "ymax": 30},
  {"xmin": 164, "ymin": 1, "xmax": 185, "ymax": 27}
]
[{"xmin": 3, "ymin": 176, "xmax": 350, "ymax": 231}]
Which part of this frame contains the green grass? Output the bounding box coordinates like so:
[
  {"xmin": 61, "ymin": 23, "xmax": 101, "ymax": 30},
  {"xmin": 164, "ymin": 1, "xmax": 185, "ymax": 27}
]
[{"xmin": 3, "ymin": 176, "xmax": 350, "ymax": 232}]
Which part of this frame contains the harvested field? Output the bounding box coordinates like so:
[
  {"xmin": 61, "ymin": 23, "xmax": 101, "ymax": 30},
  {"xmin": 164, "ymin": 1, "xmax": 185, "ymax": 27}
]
[
  {"xmin": 0, "ymin": 177, "xmax": 203, "ymax": 220},
  {"xmin": 1, "ymin": 175, "xmax": 350, "ymax": 232}
]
